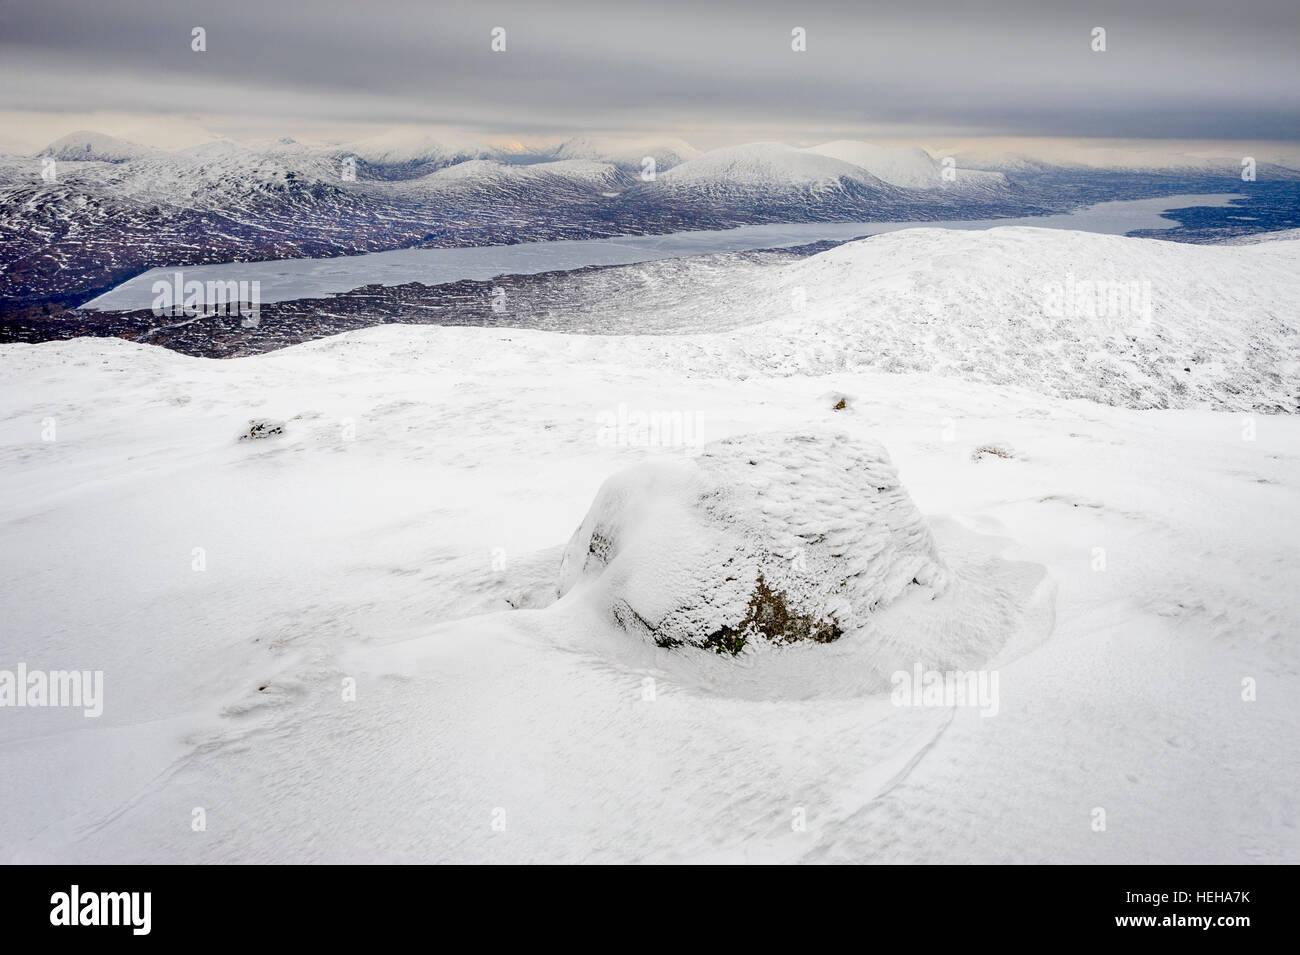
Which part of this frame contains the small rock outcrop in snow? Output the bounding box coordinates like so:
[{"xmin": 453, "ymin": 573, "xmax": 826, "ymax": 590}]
[
  {"xmin": 239, "ymin": 418, "xmax": 285, "ymax": 441},
  {"xmin": 558, "ymin": 432, "xmax": 947, "ymax": 653}
]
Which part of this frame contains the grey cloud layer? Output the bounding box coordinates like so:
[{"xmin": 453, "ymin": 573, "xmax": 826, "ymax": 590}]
[{"xmin": 2, "ymin": 0, "xmax": 1297, "ymax": 139}]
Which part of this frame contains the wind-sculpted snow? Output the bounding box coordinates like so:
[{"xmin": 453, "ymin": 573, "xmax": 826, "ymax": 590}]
[
  {"xmin": 558, "ymin": 432, "xmax": 947, "ymax": 654},
  {"xmin": 4, "ymin": 319, "xmax": 1293, "ymax": 862}
]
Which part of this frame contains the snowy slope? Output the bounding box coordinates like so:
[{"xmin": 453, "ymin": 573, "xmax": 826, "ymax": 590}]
[
  {"xmin": 531, "ymin": 227, "xmax": 1299, "ymax": 412},
  {"xmin": 0, "ymin": 316, "xmax": 1296, "ymax": 863}
]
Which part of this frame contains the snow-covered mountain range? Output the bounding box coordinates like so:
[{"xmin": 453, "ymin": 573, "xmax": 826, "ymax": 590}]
[{"xmin": 3, "ymin": 131, "xmax": 1296, "ymax": 323}]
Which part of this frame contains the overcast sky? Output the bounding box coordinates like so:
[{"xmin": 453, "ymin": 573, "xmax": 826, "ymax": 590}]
[{"xmin": 1, "ymin": 0, "xmax": 1297, "ymax": 152}]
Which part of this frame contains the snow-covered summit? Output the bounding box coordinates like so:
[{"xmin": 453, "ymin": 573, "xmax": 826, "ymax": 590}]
[
  {"xmin": 93, "ymin": 139, "xmax": 342, "ymax": 210},
  {"xmin": 660, "ymin": 142, "xmax": 891, "ymax": 192},
  {"xmin": 36, "ymin": 130, "xmax": 157, "ymax": 163}
]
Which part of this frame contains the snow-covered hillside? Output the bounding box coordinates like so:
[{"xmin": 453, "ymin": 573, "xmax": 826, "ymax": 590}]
[
  {"xmin": 91, "ymin": 139, "xmax": 361, "ymax": 211},
  {"xmin": 537, "ymin": 227, "xmax": 1299, "ymax": 412}
]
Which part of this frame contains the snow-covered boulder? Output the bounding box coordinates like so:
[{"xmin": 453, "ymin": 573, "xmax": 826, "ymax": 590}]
[{"xmin": 558, "ymin": 432, "xmax": 948, "ymax": 653}]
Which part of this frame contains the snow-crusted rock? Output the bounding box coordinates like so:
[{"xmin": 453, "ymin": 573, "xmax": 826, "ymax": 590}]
[{"xmin": 558, "ymin": 431, "xmax": 947, "ymax": 653}]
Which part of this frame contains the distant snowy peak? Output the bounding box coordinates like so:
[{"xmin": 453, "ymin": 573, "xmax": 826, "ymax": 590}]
[
  {"xmin": 805, "ymin": 141, "xmax": 1008, "ymax": 191},
  {"xmin": 660, "ymin": 142, "xmax": 891, "ymax": 192},
  {"xmin": 96, "ymin": 139, "xmax": 345, "ymax": 211},
  {"xmin": 37, "ymin": 131, "xmax": 157, "ymax": 163},
  {"xmin": 399, "ymin": 157, "xmax": 625, "ymax": 194},
  {"xmin": 951, "ymin": 147, "xmax": 1300, "ymax": 179},
  {"xmin": 344, "ymin": 131, "xmax": 489, "ymax": 170},
  {"xmin": 551, "ymin": 136, "xmax": 701, "ymax": 171},
  {"xmin": 805, "ymin": 141, "xmax": 939, "ymax": 188}
]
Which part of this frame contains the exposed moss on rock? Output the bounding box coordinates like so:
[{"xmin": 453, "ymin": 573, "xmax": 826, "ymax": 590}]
[
  {"xmin": 588, "ymin": 530, "xmax": 614, "ymax": 563},
  {"xmin": 699, "ymin": 573, "xmax": 843, "ymax": 655}
]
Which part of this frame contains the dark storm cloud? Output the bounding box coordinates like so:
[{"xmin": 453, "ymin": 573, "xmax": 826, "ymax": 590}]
[{"xmin": 1, "ymin": 0, "xmax": 1297, "ymax": 139}]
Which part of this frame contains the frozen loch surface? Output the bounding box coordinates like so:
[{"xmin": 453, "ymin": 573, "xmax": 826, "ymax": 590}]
[
  {"xmin": 1, "ymin": 225, "xmax": 1297, "ymax": 863},
  {"xmin": 81, "ymin": 194, "xmax": 1242, "ymax": 311}
]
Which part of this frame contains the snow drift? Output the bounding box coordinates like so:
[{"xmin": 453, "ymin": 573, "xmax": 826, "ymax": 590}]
[{"xmin": 558, "ymin": 431, "xmax": 947, "ymax": 653}]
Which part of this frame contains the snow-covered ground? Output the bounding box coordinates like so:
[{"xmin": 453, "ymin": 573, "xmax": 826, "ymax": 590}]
[{"xmin": 1, "ymin": 227, "xmax": 1297, "ymax": 863}]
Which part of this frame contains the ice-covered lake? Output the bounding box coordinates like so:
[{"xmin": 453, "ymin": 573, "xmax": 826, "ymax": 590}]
[{"xmin": 83, "ymin": 194, "xmax": 1243, "ymax": 311}]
